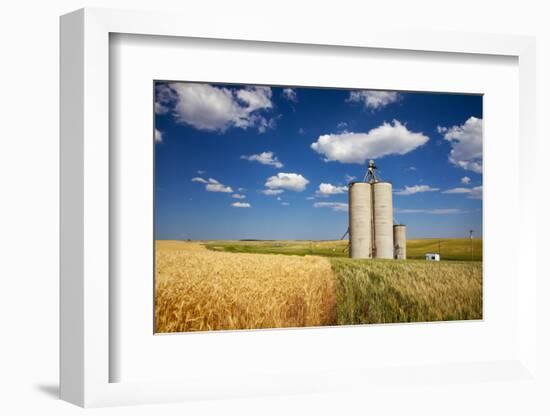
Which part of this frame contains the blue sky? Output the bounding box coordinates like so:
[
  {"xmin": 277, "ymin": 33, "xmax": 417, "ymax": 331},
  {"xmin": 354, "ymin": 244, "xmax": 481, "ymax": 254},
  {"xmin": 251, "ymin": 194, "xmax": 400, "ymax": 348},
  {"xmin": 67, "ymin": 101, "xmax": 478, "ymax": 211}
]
[{"xmin": 154, "ymin": 82, "xmax": 482, "ymax": 240}]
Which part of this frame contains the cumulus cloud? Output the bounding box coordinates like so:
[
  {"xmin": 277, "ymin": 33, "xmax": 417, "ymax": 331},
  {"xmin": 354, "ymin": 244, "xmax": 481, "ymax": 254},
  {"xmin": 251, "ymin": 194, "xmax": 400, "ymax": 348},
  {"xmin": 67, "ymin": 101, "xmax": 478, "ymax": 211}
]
[
  {"xmin": 155, "ymin": 83, "xmax": 275, "ymax": 133},
  {"xmin": 206, "ymin": 183, "xmax": 233, "ymax": 193},
  {"xmin": 316, "ymin": 183, "xmax": 348, "ymax": 196},
  {"xmin": 394, "ymin": 185, "xmax": 440, "ymax": 196},
  {"xmin": 311, "ymin": 120, "xmax": 428, "ymax": 164},
  {"xmin": 395, "ymin": 208, "xmax": 465, "ymax": 214},
  {"xmin": 232, "ymin": 194, "xmax": 246, "ymax": 199},
  {"xmin": 154, "ymin": 128, "xmax": 163, "ymax": 143},
  {"xmin": 192, "ymin": 177, "xmax": 233, "ymax": 193},
  {"xmin": 313, "ymin": 202, "xmax": 349, "ymax": 212},
  {"xmin": 282, "ymin": 88, "xmax": 297, "ymax": 102},
  {"xmin": 241, "ymin": 151, "xmax": 283, "ymax": 168},
  {"xmin": 439, "ymin": 117, "xmax": 483, "ymax": 173},
  {"xmin": 155, "ymin": 84, "xmax": 177, "ymax": 115},
  {"xmin": 232, "ymin": 202, "xmax": 251, "ymax": 208},
  {"xmin": 261, "ymin": 189, "xmax": 284, "ymax": 196},
  {"xmin": 346, "ymin": 90, "xmax": 400, "ymax": 110},
  {"xmin": 442, "ymin": 185, "xmax": 482, "ymax": 199},
  {"xmin": 461, "ymin": 176, "xmax": 471, "ymax": 184},
  {"xmin": 265, "ymin": 173, "xmax": 309, "ymax": 192}
]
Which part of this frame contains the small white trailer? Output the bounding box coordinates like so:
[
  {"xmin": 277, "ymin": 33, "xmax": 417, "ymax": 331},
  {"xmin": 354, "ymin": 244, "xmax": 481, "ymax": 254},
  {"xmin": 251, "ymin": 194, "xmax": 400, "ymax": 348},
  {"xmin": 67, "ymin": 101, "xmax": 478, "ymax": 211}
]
[{"xmin": 425, "ymin": 253, "xmax": 440, "ymax": 261}]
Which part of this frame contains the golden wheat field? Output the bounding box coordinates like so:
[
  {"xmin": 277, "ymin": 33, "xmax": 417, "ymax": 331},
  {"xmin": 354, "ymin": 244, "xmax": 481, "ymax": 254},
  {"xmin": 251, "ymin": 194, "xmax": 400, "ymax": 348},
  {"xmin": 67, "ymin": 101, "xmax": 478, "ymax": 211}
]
[
  {"xmin": 155, "ymin": 240, "xmax": 336, "ymax": 332},
  {"xmin": 155, "ymin": 240, "xmax": 482, "ymax": 333}
]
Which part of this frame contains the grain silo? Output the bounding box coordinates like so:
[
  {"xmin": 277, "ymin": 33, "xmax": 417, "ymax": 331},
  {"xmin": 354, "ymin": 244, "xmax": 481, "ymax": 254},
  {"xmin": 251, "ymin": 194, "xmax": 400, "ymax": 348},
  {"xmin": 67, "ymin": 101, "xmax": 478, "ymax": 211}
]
[
  {"xmin": 372, "ymin": 182, "xmax": 394, "ymax": 259},
  {"xmin": 347, "ymin": 160, "xmax": 405, "ymax": 261},
  {"xmin": 393, "ymin": 224, "xmax": 407, "ymax": 260},
  {"xmin": 348, "ymin": 182, "xmax": 372, "ymax": 259}
]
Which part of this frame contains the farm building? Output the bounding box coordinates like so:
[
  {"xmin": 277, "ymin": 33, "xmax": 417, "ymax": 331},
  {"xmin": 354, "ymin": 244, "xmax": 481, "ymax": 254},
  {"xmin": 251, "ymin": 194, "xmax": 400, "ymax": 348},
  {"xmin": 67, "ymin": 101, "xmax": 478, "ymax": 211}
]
[{"xmin": 425, "ymin": 253, "xmax": 440, "ymax": 261}]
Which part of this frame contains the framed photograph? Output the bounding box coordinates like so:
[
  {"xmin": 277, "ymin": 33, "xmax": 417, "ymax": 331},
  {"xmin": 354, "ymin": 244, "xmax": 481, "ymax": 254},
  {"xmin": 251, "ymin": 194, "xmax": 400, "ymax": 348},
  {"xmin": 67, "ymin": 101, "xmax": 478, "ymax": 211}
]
[
  {"xmin": 60, "ymin": 8, "xmax": 537, "ymax": 407},
  {"xmin": 152, "ymin": 81, "xmax": 484, "ymax": 334}
]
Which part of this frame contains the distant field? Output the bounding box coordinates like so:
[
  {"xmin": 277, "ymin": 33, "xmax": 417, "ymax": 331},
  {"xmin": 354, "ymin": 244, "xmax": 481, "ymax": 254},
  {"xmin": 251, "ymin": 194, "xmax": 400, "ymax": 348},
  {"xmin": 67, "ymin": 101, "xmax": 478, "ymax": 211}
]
[
  {"xmin": 155, "ymin": 240, "xmax": 483, "ymax": 332},
  {"xmin": 205, "ymin": 240, "xmax": 349, "ymax": 258},
  {"xmin": 407, "ymin": 238, "xmax": 482, "ymax": 261},
  {"xmin": 205, "ymin": 238, "xmax": 482, "ymax": 261}
]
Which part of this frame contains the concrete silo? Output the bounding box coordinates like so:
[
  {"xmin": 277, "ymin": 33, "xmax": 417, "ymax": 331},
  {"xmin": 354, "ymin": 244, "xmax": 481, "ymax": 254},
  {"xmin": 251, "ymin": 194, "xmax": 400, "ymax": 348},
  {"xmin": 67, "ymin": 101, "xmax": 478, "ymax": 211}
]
[
  {"xmin": 347, "ymin": 160, "xmax": 406, "ymax": 261},
  {"xmin": 348, "ymin": 182, "xmax": 372, "ymax": 259},
  {"xmin": 372, "ymin": 182, "xmax": 394, "ymax": 259},
  {"xmin": 393, "ymin": 224, "xmax": 407, "ymax": 260}
]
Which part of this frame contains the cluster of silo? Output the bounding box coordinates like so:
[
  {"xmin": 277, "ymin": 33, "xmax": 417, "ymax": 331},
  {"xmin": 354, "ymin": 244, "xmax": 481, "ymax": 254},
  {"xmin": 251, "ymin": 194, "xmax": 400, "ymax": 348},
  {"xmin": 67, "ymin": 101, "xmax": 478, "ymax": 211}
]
[{"xmin": 348, "ymin": 162, "xmax": 407, "ymax": 260}]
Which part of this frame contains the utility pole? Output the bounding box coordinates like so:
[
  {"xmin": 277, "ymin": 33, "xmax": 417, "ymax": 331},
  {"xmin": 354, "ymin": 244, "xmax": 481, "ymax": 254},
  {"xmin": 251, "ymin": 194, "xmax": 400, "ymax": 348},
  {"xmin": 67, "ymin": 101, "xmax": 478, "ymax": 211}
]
[{"xmin": 469, "ymin": 230, "xmax": 474, "ymax": 261}]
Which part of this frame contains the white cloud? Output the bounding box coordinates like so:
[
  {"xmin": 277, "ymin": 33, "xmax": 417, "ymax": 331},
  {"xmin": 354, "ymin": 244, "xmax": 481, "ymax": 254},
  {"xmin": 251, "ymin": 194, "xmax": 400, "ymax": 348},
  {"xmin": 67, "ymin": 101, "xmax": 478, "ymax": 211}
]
[
  {"xmin": 191, "ymin": 177, "xmax": 208, "ymax": 183},
  {"xmin": 192, "ymin": 177, "xmax": 233, "ymax": 193},
  {"xmin": 442, "ymin": 185, "xmax": 482, "ymax": 199},
  {"xmin": 408, "ymin": 166, "xmax": 417, "ymax": 171},
  {"xmin": 346, "ymin": 90, "xmax": 400, "ymax": 110},
  {"xmin": 232, "ymin": 202, "xmax": 251, "ymax": 208},
  {"xmin": 345, "ymin": 174, "xmax": 357, "ymax": 182},
  {"xmin": 282, "ymin": 88, "xmax": 297, "ymax": 102},
  {"xmin": 155, "ymin": 102, "xmax": 169, "ymax": 115},
  {"xmin": 261, "ymin": 189, "xmax": 284, "ymax": 196},
  {"xmin": 155, "ymin": 84, "xmax": 177, "ymax": 114},
  {"xmin": 265, "ymin": 172, "xmax": 309, "ymax": 192},
  {"xmin": 241, "ymin": 151, "xmax": 283, "ymax": 168},
  {"xmin": 155, "ymin": 83, "xmax": 274, "ymax": 133},
  {"xmin": 281, "ymin": 202, "xmax": 290, "ymax": 206},
  {"xmin": 298, "ymin": 128, "xmax": 305, "ymax": 135},
  {"xmin": 197, "ymin": 170, "xmax": 206, "ymax": 175},
  {"xmin": 394, "ymin": 184, "xmax": 440, "ymax": 196},
  {"xmin": 311, "ymin": 120, "xmax": 428, "ymax": 164},
  {"xmin": 395, "ymin": 208, "xmax": 465, "ymax": 214},
  {"xmin": 232, "ymin": 194, "xmax": 246, "ymax": 199},
  {"xmin": 461, "ymin": 176, "xmax": 471, "ymax": 184},
  {"xmin": 154, "ymin": 128, "xmax": 163, "ymax": 143},
  {"xmin": 439, "ymin": 117, "xmax": 483, "ymax": 173},
  {"xmin": 316, "ymin": 183, "xmax": 348, "ymax": 196},
  {"xmin": 206, "ymin": 183, "xmax": 233, "ymax": 193},
  {"xmin": 313, "ymin": 202, "xmax": 349, "ymax": 212},
  {"xmin": 470, "ymin": 186, "xmax": 483, "ymax": 199},
  {"xmin": 441, "ymin": 187, "xmax": 471, "ymax": 194},
  {"xmin": 236, "ymin": 86, "xmax": 272, "ymax": 111},
  {"xmin": 306, "ymin": 196, "xmax": 315, "ymax": 200}
]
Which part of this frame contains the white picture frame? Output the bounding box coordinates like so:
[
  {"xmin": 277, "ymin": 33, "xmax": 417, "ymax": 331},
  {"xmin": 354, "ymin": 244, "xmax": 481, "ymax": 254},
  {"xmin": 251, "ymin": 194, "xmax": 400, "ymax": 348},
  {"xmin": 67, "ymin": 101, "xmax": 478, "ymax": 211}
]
[{"xmin": 60, "ymin": 8, "xmax": 537, "ymax": 407}]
